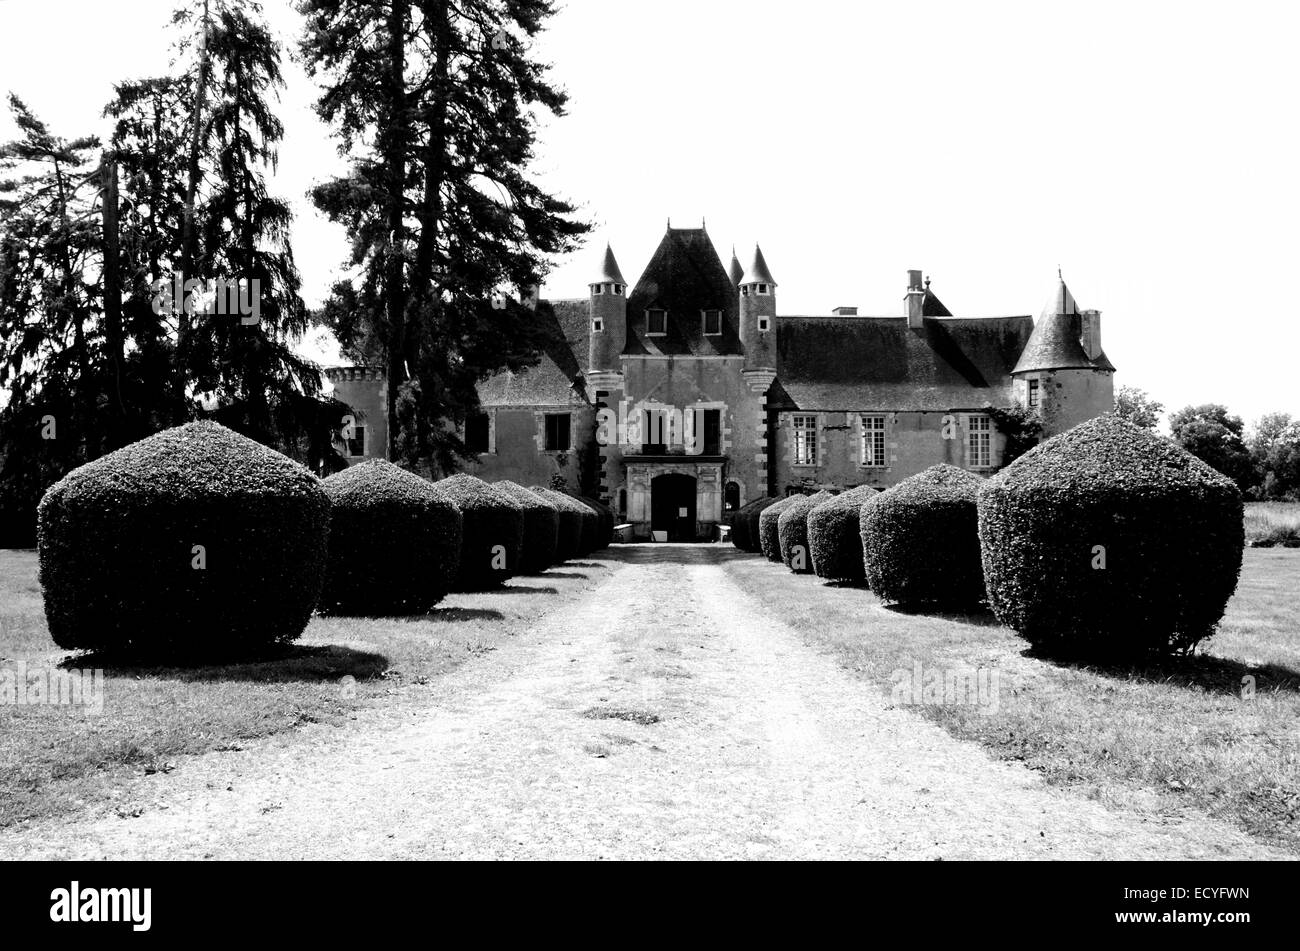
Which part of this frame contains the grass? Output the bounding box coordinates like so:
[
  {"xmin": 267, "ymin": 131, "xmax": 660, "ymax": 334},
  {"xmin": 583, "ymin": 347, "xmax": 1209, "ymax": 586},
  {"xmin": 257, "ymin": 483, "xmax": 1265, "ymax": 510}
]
[
  {"xmin": 0, "ymin": 549, "xmax": 610, "ymax": 828},
  {"xmin": 1244, "ymin": 501, "xmax": 1300, "ymax": 547},
  {"xmin": 722, "ymin": 548, "xmax": 1300, "ymax": 853}
]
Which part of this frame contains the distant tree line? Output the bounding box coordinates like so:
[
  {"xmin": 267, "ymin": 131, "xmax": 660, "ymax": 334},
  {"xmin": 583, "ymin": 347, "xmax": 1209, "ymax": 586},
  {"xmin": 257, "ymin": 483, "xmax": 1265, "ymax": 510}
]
[{"xmin": 1114, "ymin": 385, "xmax": 1300, "ymax": 500}]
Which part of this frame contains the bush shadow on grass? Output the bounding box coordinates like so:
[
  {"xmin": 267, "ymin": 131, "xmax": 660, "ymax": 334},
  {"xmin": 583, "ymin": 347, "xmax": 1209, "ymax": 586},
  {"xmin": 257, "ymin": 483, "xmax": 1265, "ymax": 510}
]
[
  {"xmin": 1023, "ymin": 645, "xmax": 1300, "ymax": 697},
  {"xmin": 62, "ymin": 643, "xmax": 389, "ymax": 684},
  {"xmin": 880, "ymin": 601, "xmax": 1003, "ymax": 627},
  {"xmin": 486, "ymin": 585, "xmax": 559, "ymax": 595},
  {"xmin": 541, "ymin": 571, "xmax": 589, "ymax": 579}
]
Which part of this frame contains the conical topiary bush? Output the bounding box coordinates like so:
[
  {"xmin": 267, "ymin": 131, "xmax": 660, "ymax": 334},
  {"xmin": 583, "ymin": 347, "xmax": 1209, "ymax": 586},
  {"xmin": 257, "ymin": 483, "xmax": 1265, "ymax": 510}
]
[
  {"xmin": 861, "ymin": 464, "xmax": 985, "ymax": 609},
  {"xmin": 808, "ymin": 485, "xmax": 879, "ymax": 583},
  {"xmin": 978, "ymin": 414, "xmax": 1244, "ymax": 656},
  {"xmin": 37, "ymin": 421, "xmax": 330, "ymax": 658},
  {"xmin": 778, "ymin": 490, "xmax": 834, "ymax": 573},
  {"xmin": 495, "ymin": 481, "xmax": 559, "ymax": 573},
  {"xmin": 431, "ymin": 474, "xmax": 524, "ymax": 590},
  {"xmin": 758, "ymin": 495, "xmax": 801, "ymax": 562},
  {"xmin": 320, "ymin": 461, "xmax": 462, "ymax": 615}
]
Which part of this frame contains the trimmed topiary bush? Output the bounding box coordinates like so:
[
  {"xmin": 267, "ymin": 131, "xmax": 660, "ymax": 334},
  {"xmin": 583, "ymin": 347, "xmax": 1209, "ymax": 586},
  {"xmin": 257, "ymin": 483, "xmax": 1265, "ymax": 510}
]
[
  {"xmin": 778, "ymin": 490, "xmax": 834, "ymax": 573},
  {"xmin": 319, "ymin": 460, "xmax": 462, "ymax": 616},
  {"xmin": 432, "ymin": 474, "xmax": 524, "ymax": 590},
  {"xmin": 808, "ymin": 485, "xmax": 879, "ymax": 583},
  {"xmin": 495, "ymin": 481, "xmax": 559, "ymax": 573},
  {"xmin": 861, "ymin": 465, "xmax": 985, "ymax": 609},
  {"xmin": 37, "ymin": 421, "xmax": 329, "ymax": 658},
  {"xmin": 576, "ymin": 495, "xmax": 614, "ymax": 550},
  {"xmin": 530, "ymin": 486, "xmax": 586, "ymax": 561},
  {"xmin": 978, "ymin": 414, "xmax": 1245, "ymax": 657},
  {"xmin": 731, "ymin": 497, "xmax": 778, "ymax": 552},
  {"xmin": 759, "ymin": 495, "xmax": 802, "ymax": 562}
]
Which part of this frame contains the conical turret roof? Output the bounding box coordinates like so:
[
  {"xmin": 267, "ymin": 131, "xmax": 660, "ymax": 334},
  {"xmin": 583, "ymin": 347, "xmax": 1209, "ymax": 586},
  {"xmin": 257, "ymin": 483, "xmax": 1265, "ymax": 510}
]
[
  {"xmin": 740, "ymin": 243, "xmax": 777, "ymax": 286},
  {"xmin": 1012, "ymin": 275, "xmax": 1113, "ymax": 374},
  {"xmin": 592, "ymin": 243, "xmax": 626, "ymax": 285},
  {"xmin": 728, "ymin": 246, "xmax": 744, "ymax": 286}
]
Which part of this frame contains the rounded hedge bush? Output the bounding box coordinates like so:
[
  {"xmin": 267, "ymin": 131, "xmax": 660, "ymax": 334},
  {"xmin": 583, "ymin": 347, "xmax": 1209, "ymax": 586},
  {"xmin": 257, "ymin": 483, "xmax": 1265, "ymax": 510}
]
[
  {"xmin": 978, "ymin": 414, "xmax": 1244, "ymax": 657},
  {"xmin": 808, "ymin": 485, "xmax": 879, "ymax": 583},
  {"xmin": 431, "ymin": 474, "xmax": 524, "ymax": 590},
  {"xmin": 778, "ymin": 490, "xmax": 834, "ymax": 573},
  {"xmin": 860, "ymin": 464, "xmax": 985, "ymax": 609},
  {"xmin": 731, "ymin": 497, "xmax": 778, "ymax": 552},
  {"xmin": 319, "ymin": 460, "xmax": 462, "ymax": 616},
  {"xmin": 758, "ymin": 495, "xmax": 802, "ymax": 562},
  {"xmin": 576, "ymin": 495, "xmax": 614, "ymax": 550},
  {"xmin": 530, "ymin": 486, "xmax": 586, "ymax": 561},
  {"xmin": 37, "ymin": 421, "xmax": 329, "ymax": 658},
  {"xmin": 494, "ymin": 481, "xmax": 559, "ymax": 573}
]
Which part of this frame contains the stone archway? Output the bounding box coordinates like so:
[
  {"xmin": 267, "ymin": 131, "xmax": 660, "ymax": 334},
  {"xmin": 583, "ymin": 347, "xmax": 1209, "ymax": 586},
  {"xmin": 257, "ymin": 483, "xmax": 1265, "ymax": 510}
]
[{"xmin": 651, "ymin": 473, "xmax": 697, "ymax": 541}]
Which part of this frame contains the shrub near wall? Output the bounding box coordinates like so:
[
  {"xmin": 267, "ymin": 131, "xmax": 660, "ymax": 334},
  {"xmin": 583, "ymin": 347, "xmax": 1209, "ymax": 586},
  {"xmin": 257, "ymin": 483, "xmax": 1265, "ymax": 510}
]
[
  {"xmin": 732, "ymin": 497, "xmax": 778, "ymax": 552},
  {"xmin": 495, "ymin": 481, "xmax": 559, "ymax": 573},
  {"xmin": 320, "ymin": 460, "xmax": 462, "ymax": 615},
  {"xmin": 575, "ymin": 495, "xmax": 613, "ymax": 550},
  {"xmin": 808, "ymin": 485, "xmax": 879, "ymax": 583},
  {"xmin": 759, "ymin": 495, "xmax": 802, "ymax": 562},
  {"xmin": 432, "ymin": 474, "xmax": 524, "ymax": 590},
  {"xmin": 979, "ymin": 414, "xmax": 1245, "ymax": 657},
  {"xmin": 37, "ymin": 421, "xmax": 329, "ymax": 658},
  {"xmin": 530, "ymin": 486, "xmax": 586, "ymax": 561},
  {"xmin": 778, "ymin": 490, "xmax": 834, "ymax": 573},
  {"xmin": 860, "ymin": 465, "xmax": 985, "ymax": 609}
]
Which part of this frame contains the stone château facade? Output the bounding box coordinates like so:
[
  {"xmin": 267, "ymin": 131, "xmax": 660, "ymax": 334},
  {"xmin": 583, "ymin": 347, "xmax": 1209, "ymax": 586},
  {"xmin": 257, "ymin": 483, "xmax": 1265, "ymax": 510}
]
[{"xmin": 327, "ymin": 223, "xmax": 1115, "ymax": 540}]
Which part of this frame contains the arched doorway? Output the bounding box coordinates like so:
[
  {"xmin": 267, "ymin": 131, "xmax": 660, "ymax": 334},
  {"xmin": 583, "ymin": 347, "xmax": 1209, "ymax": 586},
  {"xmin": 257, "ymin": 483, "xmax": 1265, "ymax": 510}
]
[
  {"xmin": 651, "ymin": 473, "xmax": 696, "ymax": 541},
  {"xmin": 724, "ymin": 481, "xmax": 741, "ymax": 513}
]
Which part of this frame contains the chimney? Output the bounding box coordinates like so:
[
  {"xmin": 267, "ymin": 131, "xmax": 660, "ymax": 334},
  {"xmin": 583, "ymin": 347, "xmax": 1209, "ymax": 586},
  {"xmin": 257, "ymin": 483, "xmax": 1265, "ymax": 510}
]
[
  {"xmin": 1080, "ymin": 308, "xmax": 1102, "ymax": 361},
  {"xmin": 831, "ymin": 306, "xmax": 858, "ymax": 316},
  {"xmin": 905, "ymin": 269, "xmax": 925, "ymax": 328}
]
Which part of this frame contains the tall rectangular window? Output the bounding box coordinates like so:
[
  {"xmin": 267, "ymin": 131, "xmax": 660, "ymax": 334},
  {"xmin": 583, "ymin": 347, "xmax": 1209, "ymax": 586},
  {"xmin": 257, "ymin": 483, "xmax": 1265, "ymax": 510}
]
[
  {"xmin": 702, "ymin": 309, "xmax": 722, "ymax": 335},
  {"xmin": 646, "ymin": 309, "xmax": 667, "ymax": 335},
  {"xmin": 643, "ymin": 409, "xmax": 668, "ymax": 454},
  {"xmin": 1027, "ymin": 378, "xmax": 1040, "ymax": 410},
  {"xmin": 465, "ymin": 413, "xmax": 490, "ymax": 453},
  {"xmin": 861, "ymin": 414, "xmax": 887, "ymax": 467},
  {"xmin": 793, "ymin": 415, "xmax": 818, "ymax": 466},
  {"xmin": 544, "ymin": 413, "xmax": 571, "ymax": 451},
  {"xmin": 967, "ymin": 414, "xmax": 992, "ymax": 468},
  {"xmin": 695, "ymin": 409, "xmax": 721, "ymax": 455},
  {"xmin": 347, "ymin": 425, "xmax": 366, "ymax": 458}
]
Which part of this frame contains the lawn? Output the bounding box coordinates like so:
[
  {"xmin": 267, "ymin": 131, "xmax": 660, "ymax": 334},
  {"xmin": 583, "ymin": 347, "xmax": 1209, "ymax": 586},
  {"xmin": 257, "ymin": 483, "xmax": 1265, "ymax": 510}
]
[
  {"xmin": 722, "ymin": 548, "xmax": 1300, "ymax": 853},
  {"xmin": 0, "ymin": 549, "xmax": 611, "ymax": 828},
  {"xmin": 1244, "ymin": 501, "xmax": 1300, "ymax": 547}
]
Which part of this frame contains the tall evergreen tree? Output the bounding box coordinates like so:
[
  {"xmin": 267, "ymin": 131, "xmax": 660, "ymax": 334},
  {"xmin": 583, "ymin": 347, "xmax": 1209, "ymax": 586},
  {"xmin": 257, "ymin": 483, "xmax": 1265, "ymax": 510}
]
[{"xmin": 300, "ymin": 0, "xmax": 590, "ymax": 473}]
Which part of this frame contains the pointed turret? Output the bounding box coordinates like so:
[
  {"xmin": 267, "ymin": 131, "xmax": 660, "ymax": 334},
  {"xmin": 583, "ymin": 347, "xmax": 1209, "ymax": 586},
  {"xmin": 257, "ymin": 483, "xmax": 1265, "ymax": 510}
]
[
  {"xmin": 588, "ymin": 243, "xmax": 628, "ymax": 375},
  {"xmin": 739, "ymin": 243, "xmax": 777, "ymax": 372},
  {"xmin": 740, "ymin": 244, "xmax": 777, "ymax": 287},
  {"xmin": 728, "ymin": 246, "xmax": 744, "ymax": 286},
  {"xmin": 593, "ymin": 243, "xmax": 627, "ymax": 287}
]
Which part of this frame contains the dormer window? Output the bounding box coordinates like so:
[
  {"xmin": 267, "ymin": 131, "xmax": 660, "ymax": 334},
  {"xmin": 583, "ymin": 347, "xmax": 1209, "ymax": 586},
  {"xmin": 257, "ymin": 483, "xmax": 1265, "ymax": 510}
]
[
  {"xmin": 592, "ymin": 317, "xmax": 603, "ymax": 333},
  {"xmin": 757, "ymin": 283, "xmax": 770, "ymax": 295},
  {"xmin": 757, "ymin": 316, "xmax": 770, "ymax": 332},
  {"xmin": 702, "ymin": 309, "xmax": 722, "ymax": 336},
  {"xmin": 593, "ymin": 284, "xmax": 604, "ymax": 295},
  {"xmin": 646, "ymin": 309, "xmax": 667, "ymax": 336},
  {"xmin": 612, "ymin": 284, "xmax": 623, "ymax": 296}
]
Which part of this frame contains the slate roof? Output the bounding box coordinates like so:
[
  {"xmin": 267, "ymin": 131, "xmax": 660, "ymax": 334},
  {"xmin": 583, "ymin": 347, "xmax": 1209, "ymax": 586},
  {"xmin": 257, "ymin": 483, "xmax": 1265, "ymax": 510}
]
[
  {"xmin": 477, "ymin": 299, "xmax": 591, "ymax": 406},
  {"xmin": 592, "ymin": 244, "xmax": 627, "ymax": 285},
  {"xmin": 771, "ymin": 314, "xmax": 1035, "ymax": 411},
  {"xmin": 625, "ymin": 228, "xmax": 743, "ymax": 357},
  {"xmin": 1011, "ymin": 278, "xmax": 1116, "ymax": 373},
  {"xmin": 728, "ymin": 247, "xmax": 744, "ymax": 286},
  {"xmin": 740, "ymin": 244, "xmax": 777, "ymax": 285}
]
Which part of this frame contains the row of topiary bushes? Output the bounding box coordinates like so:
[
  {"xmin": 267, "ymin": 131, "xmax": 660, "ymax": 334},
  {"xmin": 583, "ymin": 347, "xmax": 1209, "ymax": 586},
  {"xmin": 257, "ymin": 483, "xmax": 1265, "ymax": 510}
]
[
  {"xmin": 36, "ymin": 421, "xmax": 612, "ymax": 659},
  {"xmin": 733, "ymin": 415, "xmax": 1245, "ymax": 659}
]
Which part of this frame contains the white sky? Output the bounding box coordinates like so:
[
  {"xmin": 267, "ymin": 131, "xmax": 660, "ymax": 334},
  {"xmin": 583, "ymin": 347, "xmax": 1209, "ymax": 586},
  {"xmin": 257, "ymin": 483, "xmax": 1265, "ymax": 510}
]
[{"xmin": 1, "ymin": 0, "xmax": 1297, "ymax": 426}]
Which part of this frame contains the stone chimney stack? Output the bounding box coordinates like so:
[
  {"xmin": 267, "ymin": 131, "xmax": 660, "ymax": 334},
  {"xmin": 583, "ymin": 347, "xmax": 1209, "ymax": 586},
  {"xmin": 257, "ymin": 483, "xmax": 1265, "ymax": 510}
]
[
  {"xmin": 905, "ymin": 270, "xmax": 925, "ymax": 328},
  {"xmin": 1080, "ymin": 308, "xmax": 1102, "ymax": 361}
]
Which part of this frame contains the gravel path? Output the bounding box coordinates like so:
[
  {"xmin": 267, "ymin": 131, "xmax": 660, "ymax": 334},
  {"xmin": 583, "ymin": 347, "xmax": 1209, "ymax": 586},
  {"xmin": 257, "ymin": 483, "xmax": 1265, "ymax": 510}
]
[{"xmin": 0, "ymin": 546, "xmax": 1283, "ymax": 859}]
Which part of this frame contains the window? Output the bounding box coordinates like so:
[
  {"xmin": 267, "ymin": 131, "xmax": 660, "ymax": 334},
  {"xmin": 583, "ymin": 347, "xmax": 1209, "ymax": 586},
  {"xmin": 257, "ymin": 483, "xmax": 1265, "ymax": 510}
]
[
  {"xmin": 688, "ymin": 408, "xmax": 721, "ymax": 455},
  {"xmin": 612, "ymin": 284, "xmax": 623, "ymax": 296},
  {"xmin": 465, "ymin": 413, "xmax": 491, "ymax": 453},
  {"xmin": 544, "ymin": 413, "xmax": 571, "ymax": 451},
  {"xmin": 703, "ymin": 309, "xmax": 722, "ymax": 335},
  {"xmin": 593, "ymin": 284, "xmax": 604, "ymax": 295},
  {"xmin": 757, "ymin": 316, "xmax": 770, "ymax": 332},
  {"xmin": 861, "ymin": 414, "xmax": 887, "ymax": 467},
  {"xmin": 967, "ymin": 414, "xmax": 992, "ymax": 468},
  {"xmin": 793, "ymin": 415, "xmax": 818, "ymax": 466},
  {"xmin": 725, "ymin": 481, "xmax": 741, "ymax": 511},
  {"xmin": 1027, "ymin": 378, "xmax": 1040, "ymax": 410},
  {"xmin": 646, "ymin": 308, "xmax": 667, "ymax": 335},
  {"xmin": 757, "ymin": 283, "xmax": 769, "ymax": 295},
  {"xmin": 642, "ymin": 409, "xmax": 669, "ymax": 454},
  {"xmin": 346, "ymin": 424, "xmax": 366, "ymax": 458},
  {"xmin": 592, "ymin": 316, "xmax": 603, "ymax": 332}
]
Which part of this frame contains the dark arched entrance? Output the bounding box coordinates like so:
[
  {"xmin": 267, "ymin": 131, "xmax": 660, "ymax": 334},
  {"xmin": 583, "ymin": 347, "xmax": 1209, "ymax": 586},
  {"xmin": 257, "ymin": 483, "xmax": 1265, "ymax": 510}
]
[{"xmin": 651, "ymin": 473, "xmax": 696, "ymax": 541}]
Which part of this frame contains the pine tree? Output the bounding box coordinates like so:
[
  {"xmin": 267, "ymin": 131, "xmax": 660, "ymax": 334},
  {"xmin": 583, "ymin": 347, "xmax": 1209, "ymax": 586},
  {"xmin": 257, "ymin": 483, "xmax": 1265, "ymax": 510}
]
[{"xmin": 300, "ymin": 0, "xmax": 590, "ymax": 472}]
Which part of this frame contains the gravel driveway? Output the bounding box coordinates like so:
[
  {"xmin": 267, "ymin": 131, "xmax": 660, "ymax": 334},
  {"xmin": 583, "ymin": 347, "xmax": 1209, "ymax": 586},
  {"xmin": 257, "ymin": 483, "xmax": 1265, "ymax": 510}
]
[{"xmin": 0, "ymin": 545, "xmax": 1283, "ymax": 859}]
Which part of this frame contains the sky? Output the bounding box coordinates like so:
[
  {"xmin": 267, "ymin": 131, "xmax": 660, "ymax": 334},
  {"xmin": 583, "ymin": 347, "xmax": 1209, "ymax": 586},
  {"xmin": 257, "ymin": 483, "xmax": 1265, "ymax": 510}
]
[{"xmin": 1, "ymin": 0, "xmax": 1297, "ymax": 427}]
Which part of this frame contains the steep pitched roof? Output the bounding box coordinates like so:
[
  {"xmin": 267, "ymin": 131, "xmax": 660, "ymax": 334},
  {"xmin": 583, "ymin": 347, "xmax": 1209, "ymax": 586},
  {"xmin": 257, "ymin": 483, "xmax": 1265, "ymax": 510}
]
[
  {"xmin": 728, "ymin": 247, "xmax": 744, "ymax": 286},
  {"xmin": 772, "ymin": 314, "xmax": 1034, "ymax": 411},
  {"xmin": 923, "ymin": 285, "xmax": 953, "ymax": 317},
  {"xmin": 740, "ymin": 243, "xmax": 777, "ymax": 285},
  {"xmin": 593, "ymin": 243, "xmax": 626, "ymax": 285},
  {"xmin": 1011, "ymin": 278, "xmax": 1115, "ymax": 373},
  {"xmin": 625, "ymin": 227, "xmax": 742, "ymax": 357},
  {"xmin": 476, "ymin": 299, "xmax": 591, "ymax": 406}
]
